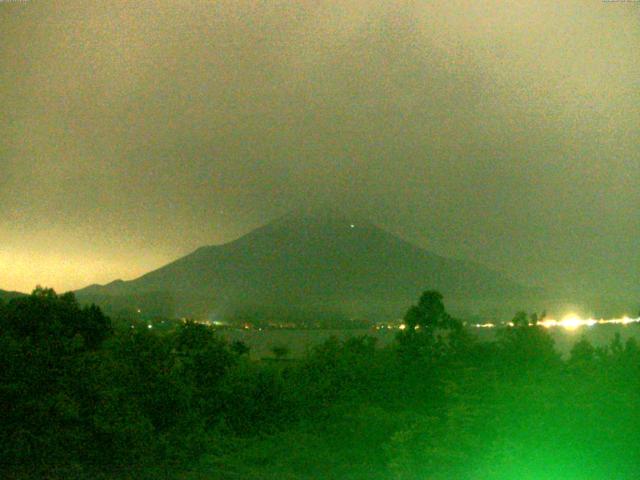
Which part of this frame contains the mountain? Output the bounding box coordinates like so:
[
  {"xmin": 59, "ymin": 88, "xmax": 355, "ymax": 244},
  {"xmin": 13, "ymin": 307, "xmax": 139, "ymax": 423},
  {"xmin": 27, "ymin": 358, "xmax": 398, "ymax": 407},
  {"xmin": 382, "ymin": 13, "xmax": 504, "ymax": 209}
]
[
  {"xmin": 0, "ymin": 289, "xmax": 27, "ymax": 302},
  {"xmin": 76, "ymin": 211, "xmax": 539, "ymax": 322}
]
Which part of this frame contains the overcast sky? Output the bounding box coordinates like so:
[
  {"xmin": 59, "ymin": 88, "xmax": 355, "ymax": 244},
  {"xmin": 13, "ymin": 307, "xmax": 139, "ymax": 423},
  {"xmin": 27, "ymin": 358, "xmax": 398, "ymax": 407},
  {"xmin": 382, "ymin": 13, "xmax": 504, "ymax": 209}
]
[{"xmin": 1, "ymin": 1, "xmax": 638, "ymax": 299}]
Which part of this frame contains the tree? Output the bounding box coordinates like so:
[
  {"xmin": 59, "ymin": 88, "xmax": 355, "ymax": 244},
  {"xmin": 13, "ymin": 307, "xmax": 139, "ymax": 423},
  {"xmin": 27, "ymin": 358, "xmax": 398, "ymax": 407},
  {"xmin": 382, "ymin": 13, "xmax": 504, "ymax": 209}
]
[
  {"xmin": 497, "ymin": 311, "xmax": 559, "ymax": 374},
  {"xmin": 417, "ymin": 290, "xmax": 447, "ymax": 329},
  {"xmin": 512, "ymin": 311, "xmax": 529, "ymax": 327},
  {"xmin": 0, "ymin": 288, "xmax": 126, "ymax": 477},
  {"xmin": 529, "ymin": 311, "xmax": 545, "ymax": 326},
  {"xmin": 569, "ymin": 335, "xmax": 595, "ymax": 365},
  {"xmin": 231, "ymin": 339, "xmax": 251, "ymax": 356},
  {"xmin": 402, "ymin": 290, "xmax": 450, "ymax": 331},
  {"xmin": 173, "ymin": 321, "xmax": 236, "ymax": 426},
  {"xmin": 396, "ymin": 290, "xmax": 465, "ymax": 366},
  {"xmin": 271, "ymin": 344, "xmax": 290, "ymax": 360},
  {"xmin": 1, "ymin": 287, "xmax": 112, "ymax": 350}
]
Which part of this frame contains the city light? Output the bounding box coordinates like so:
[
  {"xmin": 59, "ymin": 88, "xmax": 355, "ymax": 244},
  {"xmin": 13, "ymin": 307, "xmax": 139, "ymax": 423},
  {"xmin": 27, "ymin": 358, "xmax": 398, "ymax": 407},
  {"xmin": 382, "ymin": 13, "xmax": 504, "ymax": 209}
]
[{"xmin": 473, "ymin": 315, "xmax": 640, "ymax": 330}]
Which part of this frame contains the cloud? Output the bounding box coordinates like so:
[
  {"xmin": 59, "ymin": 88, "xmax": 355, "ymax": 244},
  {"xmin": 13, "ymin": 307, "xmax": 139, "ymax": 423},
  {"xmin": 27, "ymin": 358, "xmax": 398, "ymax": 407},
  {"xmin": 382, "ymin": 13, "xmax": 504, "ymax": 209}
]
[{"xmin": 0, "ymin": 0, "xmax": 638, "ymax": 297}]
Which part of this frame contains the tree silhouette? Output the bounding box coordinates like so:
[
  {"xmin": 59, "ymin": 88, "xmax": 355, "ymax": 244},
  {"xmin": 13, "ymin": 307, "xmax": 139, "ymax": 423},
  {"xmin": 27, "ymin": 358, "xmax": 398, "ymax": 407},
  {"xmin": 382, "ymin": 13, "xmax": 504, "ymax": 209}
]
[
  {"xmin": 2, "ymin": 286, "xmax": 112, "ymax": 350},
  {"xmin": 271, "ymin": 344, "xmax": 290, "ymax": 360},
  {"xmin": 569, "ymin": 335, "xmax": 595, "ymax": 365},
  {"xmin": 498, "ymin": 310, "xmax": 559, "ymax": 374},
  {"xmin": 403, "ymin": 290, "xmax": 451, "ymax": 331},
  {"xmin": 231, "ymin": 339, "xmax": 250, "ymax": 356}
]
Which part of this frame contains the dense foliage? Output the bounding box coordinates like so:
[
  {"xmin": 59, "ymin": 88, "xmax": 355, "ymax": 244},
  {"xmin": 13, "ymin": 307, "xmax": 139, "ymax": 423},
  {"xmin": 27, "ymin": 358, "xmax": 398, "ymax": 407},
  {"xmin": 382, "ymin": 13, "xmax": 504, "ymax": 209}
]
[{"xmin": 2, "ymin": 288, "xmax": 640, "ymax": 479}]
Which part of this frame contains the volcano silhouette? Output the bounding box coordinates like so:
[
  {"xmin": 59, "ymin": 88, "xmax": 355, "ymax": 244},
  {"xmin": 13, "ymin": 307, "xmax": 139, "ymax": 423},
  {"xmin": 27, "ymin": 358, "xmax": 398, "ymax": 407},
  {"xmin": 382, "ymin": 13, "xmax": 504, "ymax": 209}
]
[{"xmin": 77, "ymin": 210, "xmax": 535, "ymax": 322}]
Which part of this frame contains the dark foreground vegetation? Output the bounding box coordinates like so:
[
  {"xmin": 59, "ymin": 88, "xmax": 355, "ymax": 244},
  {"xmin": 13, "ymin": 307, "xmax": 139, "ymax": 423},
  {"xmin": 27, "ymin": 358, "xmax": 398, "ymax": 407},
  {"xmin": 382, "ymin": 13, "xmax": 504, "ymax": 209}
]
[{"xmin": 2, "ymin": 288, "xmax": 640, "ymax": 479}]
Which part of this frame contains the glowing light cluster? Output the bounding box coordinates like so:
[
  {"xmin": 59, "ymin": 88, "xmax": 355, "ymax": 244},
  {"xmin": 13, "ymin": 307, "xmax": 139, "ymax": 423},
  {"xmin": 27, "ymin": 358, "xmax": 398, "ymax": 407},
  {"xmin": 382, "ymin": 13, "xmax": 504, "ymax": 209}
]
[
  {"xmin": 473, "ymin": 314, "xmax": 640, "ymax": 330},
  {"xmin": 539, "ymin": 314, "xmax": 640, "ymax": 331},
  {"xmin": 475, "ymin": 322, "xmax": 495, "ymax": 328}
]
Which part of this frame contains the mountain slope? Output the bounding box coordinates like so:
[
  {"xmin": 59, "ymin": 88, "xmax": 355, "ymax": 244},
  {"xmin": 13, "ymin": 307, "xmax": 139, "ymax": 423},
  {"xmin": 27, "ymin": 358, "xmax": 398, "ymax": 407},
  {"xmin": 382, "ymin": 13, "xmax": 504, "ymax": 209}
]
[
  {"xmin": 0, "ymin": 289, "xmax": 27, "ymax": 302},
  {"xmin": 76, "ymin": 212, "xmax": 537, "ymax": 321}
]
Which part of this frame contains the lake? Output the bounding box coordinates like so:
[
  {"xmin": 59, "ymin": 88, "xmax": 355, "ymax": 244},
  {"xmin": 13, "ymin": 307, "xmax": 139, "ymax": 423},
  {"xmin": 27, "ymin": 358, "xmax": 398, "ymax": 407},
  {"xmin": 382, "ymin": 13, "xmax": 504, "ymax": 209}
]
[{"xmin": 219, "ymin": 323, "xmax": 640, "ymax": 360}]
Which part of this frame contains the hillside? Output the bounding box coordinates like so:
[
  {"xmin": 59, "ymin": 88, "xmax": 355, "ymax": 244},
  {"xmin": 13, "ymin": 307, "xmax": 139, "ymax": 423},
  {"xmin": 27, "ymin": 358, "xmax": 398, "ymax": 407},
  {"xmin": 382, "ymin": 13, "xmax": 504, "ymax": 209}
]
[
  {"xmin": 0, "ymin": 289, "xmax": 27, "ymax": 302},
  {"xmin": 76, "ymin": 211, "xmax": 539, "ymax": 322}
]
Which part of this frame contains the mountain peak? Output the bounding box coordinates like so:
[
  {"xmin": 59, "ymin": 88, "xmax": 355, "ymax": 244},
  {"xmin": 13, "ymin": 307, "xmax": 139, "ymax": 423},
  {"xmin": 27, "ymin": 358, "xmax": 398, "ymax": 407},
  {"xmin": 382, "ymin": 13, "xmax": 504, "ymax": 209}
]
[
  {"xmin": 75, "ymin": 210, "xmax": 536, "ymax": 321},
  {"xmin": 228, "ymin": 207, "xmax": 379, "ymax": 251},
  {"xmin": 275, "ymin": 205, "xmax": 369, "ymax": 226}
]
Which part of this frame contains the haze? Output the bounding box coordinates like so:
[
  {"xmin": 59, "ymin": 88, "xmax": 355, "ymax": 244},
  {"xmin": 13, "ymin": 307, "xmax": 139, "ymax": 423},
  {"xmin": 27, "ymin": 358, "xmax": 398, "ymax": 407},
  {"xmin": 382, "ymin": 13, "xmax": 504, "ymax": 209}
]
[{"xmin": 1, "ymin": 1, "xmax": 638, "ymax": 302}]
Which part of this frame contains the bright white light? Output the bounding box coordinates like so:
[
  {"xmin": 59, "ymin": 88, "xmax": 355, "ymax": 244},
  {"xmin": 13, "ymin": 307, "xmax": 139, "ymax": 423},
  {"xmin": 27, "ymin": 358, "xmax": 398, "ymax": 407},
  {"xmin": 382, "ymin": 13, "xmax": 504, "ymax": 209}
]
[
  {"xmin": 559, "ymin": 314, "xmax": 583, "ymax": 331},
  {"xmin": 538, "ymin": 314, "xmax": 640, "ymax": 330},
  {"xmin": 404, "ymin": 315, "xmax": 640, "ymax": 331},
  {"xmin": 585, "ymin": 318, "xmax": 597, "ymax": 327}
]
